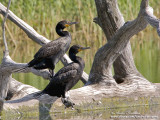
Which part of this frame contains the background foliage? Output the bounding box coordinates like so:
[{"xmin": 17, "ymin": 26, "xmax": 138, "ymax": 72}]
[{"xmin": 0, "ymin": 0, "xmax": 160, "ymax": 90}]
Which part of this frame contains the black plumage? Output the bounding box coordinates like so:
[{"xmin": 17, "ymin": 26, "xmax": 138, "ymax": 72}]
[
  {"xmin": 17, "ymin": 20, "xmax": 77, "ymax": 76},
  {"xmin": 39, "ymin": 45, "xmax": 90, "ymax": 108}
]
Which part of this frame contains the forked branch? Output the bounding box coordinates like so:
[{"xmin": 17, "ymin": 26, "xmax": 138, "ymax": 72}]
[
  {"xmin": 2, "ymin": 0, "xmax": 159, "ymax": 111},
  {"xmin": 1, "ymin": 0, "xmax": 11, "ymax": 56},
  {"xmin": 88, "ymin": 0, "xmax": 159, "ymax": 83},
  {"xmin": 0, "ymin": 2, "xmax": 88, "ymax": 83}
]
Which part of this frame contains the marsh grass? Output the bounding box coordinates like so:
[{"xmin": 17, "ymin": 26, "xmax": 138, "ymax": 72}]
[
  {"xmin": 3, "ymin": 97, "xmax": 160, "ymax": 119},
  {"xmin": 0, "ymin": 0, "xmax": 160, "ymax": 90}
]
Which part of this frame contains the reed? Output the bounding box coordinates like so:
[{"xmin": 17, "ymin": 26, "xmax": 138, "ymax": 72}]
[{"xmin": 0, "ymin": 0, "xmax": 159, "ymax": 89}]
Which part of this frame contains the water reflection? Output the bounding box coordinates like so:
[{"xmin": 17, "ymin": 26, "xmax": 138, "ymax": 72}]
[
  {"xmin": 39, "ymin": 103, "xmax": 52, "ymax": 120},
  {"xmin": 34, "ymin": 105, "xmax": 160, "ymax": 120},
  {"xmin": 11, "ymin": 30, "xmax": 160, "ymax": 90},
  {"xmin": 4, "ymin": 97, "xmax": 160, "ymax": 120}
]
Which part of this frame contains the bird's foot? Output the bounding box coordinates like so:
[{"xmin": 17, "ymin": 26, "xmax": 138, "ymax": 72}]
[
  {"xmin": 49, "ymin": 71, "xmax": 55, "ymax": 78},
  {"xmin": 61, "ymin": 96, "xmax": 75, "ymax": 109}
]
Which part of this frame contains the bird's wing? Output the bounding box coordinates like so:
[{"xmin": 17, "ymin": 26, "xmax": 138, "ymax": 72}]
[
  {"xmin": 34, "ymin": 37, "xmax": 67, "ymax": 59},
  {"xmin": 51, "ymin": 63, "xmax": 79, "ymax": 84},
  {"xmin": 42, "ymin": 63, "xmax": 80, "ymax": 96}
]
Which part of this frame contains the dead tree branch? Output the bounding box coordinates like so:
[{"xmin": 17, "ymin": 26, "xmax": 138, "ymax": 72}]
[
  {"xmin": 93, "ymin": 0, "xmax": 140, "ymax": 84},
  {"xmin": 144, "ymin": 5, "xmax": 160, "ymax": 36},
  {"xmin": 0, "ymin": 0, "xmax": 12, "ymax": 112},
  {"xmin": 0, "ymin": 0, "xmax": 159, "ymax": 111},
  {"xmin": 0, "ymin": 2, "xmax": 88, "ymax": 83},
  {"xmin": 1, "ymin": 0, "xmax": 11, "ymax": 55},
  {"xmin": 88, "ymin": 0, "xmax": 159, "ymax": 84},
  {"xmin": 0, "ymin": 0, "xmax": 12, "ymax": 100}
]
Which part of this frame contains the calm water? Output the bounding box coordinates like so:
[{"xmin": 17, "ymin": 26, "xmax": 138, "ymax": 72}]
[
  {"xmin": 4, "ymin": 106, "xmax": 160, "ymax": 120},
  {"xmin": 10, "ymin": 28, "xmax": 160, "ymax": 90},
  {"xmin": 3, "ymin": 97, "xmax": 160, "ymax": 120},
  {"xmin": 2, "ymin": 26, "xmax": 159, "ymax": 120},
  {"xmin": 0, "ymin": 0, "xmax": 159, "ymax": 90},
  {"xmin": 0, "ymin": 1, "xmax": 160, "ymax": 120}
]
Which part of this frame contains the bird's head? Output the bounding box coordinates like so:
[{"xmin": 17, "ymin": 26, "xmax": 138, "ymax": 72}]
[
  {"xmin": 56, "ymin": 20, "xmax": 78, "ymax": 30},
  {"xmin": 69, "ymin": 45, "xmax": 90, "ymax": 55}
]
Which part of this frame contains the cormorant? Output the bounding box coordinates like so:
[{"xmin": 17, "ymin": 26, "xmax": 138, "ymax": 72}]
[
  {"xmin": 37, "ymin": 45, "xmax": 90, "ymax": 108},
  {"xmin": 16, "ymin": 20, "xmax": 77, "ymax": 77}
]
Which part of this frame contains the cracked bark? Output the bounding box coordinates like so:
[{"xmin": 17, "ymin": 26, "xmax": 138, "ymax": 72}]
[
  {"xmin": 89, "ymin": 0, "xmax": 140, "ymax": 84},
  {"xmin": 88, "ymin": 0, "xmax": 159, "ymax": 84},
  {"xmin": 0, "ymin": 3, "xmax": 88, "ymax": 85},
  {"xmin": 0, "ymin": 0, "xmax": 160, "ymax": 111}
]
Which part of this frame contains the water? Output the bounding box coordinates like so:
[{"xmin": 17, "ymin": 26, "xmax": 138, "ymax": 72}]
[
  {"xmin": 0, "ymin": 0, "xmax": 159, "ymax": 90},
  {"xmin": 3, "ymin": 97, "xmax": 160, "ymax": 120},
  {"xmin": 132, "ymin": 29, "xmax": 160, "ymax": 83},
  {"xmin": 7, "ymin": 108, "xmax": 159, "ymax": 120},
  {"xmin": 10, "ymin": 28, "xmax": 160, "ymax": 90},
  {"xmin": 0, "ymin": 1, "xmax": 160, "ymax": 119}
]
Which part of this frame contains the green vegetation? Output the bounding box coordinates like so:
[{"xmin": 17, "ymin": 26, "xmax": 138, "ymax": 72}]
[
  {"xmin": 3, "ymin": 97, "xmax": 160, "ymax": 119},
  {"xmin": 0, "ymin": 0, "xmax": 160, "ymax": 90}
]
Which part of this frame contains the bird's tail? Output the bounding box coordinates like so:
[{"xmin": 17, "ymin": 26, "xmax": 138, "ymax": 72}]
[
  {"xmin": 33, "ymin": 91, "xmax": 44, "ymax": 99},
  {"xmin": 13, "ymin": 59, "xmax": 39, "ymax": 73}
]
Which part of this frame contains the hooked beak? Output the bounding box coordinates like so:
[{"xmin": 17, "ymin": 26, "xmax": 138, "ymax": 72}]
[
  {"xmin": 78, "ymin": 47, "xmax": 90, "ymax": 52},
  {"xmin": 65, "ymin": 22, "xmax": 78, "ymax": 27},
  {"xmin": 81, "ymin": 47, "xmax": 90, "ymax": 50},
  {"xmin": 68, "ymin": 22, "xmax": 78, "ymax": 26}
]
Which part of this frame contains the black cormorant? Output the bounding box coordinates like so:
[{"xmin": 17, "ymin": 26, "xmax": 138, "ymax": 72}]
[
  {"xmin": 16, "ymin": 20, "xmax": 77, "ymax": 77},
  {"xmin": 38, "ymin": 45, "xmax": 90, "ymax": 108}
]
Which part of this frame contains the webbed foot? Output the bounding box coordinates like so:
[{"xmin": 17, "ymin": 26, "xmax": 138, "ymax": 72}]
[{"xmin": 61, "ymin": 96, "xmax": 75, "ymax": 109}]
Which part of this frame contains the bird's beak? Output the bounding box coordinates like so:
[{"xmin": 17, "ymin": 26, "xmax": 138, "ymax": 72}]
[
  {"xmin": 68, "ymin": 22, "xmax": 78, "ymax": 26},
  {"xmin": 65, "ymin": 22, "xmax": 78, "ymax": 28},
  {"xmin": 78, "ymin": 47, "xmax": 90, "ymax": 52},
  {"xmin": 81, "ymin": 47, "xmax": 90, "ymax": 50}
]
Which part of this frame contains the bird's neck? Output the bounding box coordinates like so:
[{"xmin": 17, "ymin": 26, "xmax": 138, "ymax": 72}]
[
  {"xmin": 56, "ymin": 27, "xmax": 69, "ymax": 37},
  {"xmin": 69, "ymin": 53, "xmax": 84, "ymax": 67},
  {"xmin": 69, "ymin": 53, "xmax": 78, "ymax": 63}
]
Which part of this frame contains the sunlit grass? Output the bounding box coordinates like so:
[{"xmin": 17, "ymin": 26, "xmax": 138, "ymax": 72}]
[
  {"xmin": 3, "ymin": 97, "xmax": 160, "ymax": 119},
  {"xmin": 0, "ymin": 0, "xmax": 160, "ymax": 90}
]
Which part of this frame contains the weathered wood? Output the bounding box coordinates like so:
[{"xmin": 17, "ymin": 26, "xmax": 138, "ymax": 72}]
[
  {"xmin": 0, "ymin": 2, "xmax": 89, "ymax": 84},
  {"xmin": 2, "ymin": 0, "xmax": 11, "ymax": 53},
  {"xmin": 88, "ymin": 0, "xmax": 159, "ymax": 84},
  {"xmin": 7, "ymin": 78, "xmax": 39, "ymax": 100},
  {"xmin": 3, "ymin": 81, "xmax": 160, "ymax": 110},
  {"xmin": 90, "ymin": 0, "xmax": 140, "ymax": 84},
  {"xmin": 0, "ymin": 0, "xmax": 11, "ymax": 99},
  {"xmin": 0, "ymin": 53, "xmax": 52, "ymax": 98},
  {"xmin": 0, "ymin": 0, "xmax": 159, "ymax": 111},
  {"xmin": 93, "ymin": 0, "xmax": 140, "ymax": 83},
  {"xmin": 0, "ymin": 98, "xmax": 3, "ymax": 113}
]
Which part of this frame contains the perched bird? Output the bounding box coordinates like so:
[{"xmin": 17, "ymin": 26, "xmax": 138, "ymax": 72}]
[
  {"xmin": 16, "ymin": 20, "xmax": 77, "ymax": 77},
  {"xmin": 36, "ymin": 45, "xmax": 90, "ymax": 108}
]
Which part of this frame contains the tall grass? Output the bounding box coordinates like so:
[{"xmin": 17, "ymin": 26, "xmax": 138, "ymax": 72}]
[{"xmin": 0, "ymin": 0, "xmax": 160, "ymax": 89}]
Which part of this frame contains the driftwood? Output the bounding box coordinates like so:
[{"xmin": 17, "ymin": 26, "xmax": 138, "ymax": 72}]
[
  {"xmin": 89, "ymin": 0, "xmax": 160, "ymax": 84},
  {"xmin": 0, "ymin": 0, "xmax": 160, "ymax": 111}
]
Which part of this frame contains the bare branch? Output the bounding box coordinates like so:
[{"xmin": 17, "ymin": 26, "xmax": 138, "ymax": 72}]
[
  {"xmin": 0, "ymin": 2, "xmax": 88, "ymax": 83},
  {"xmin": 93, "ymin": 17, "xmax": 102, "ymax": 28},
  {"xmin": 1, "ymin": 0, "xmax": 159, "ymax": 111},
  {"xmin": 88, "ymin": 0, "xmax": 159, "ymax": 83},
  {"xmin": 4, "ymin": 77, "xmax": 159, "ymax": 110},
  {"xmin": 2, "ymin": 0, "xmax": 11, "ymax": 55},
  {"xmin": 7, "ymin": 78, "xmax": 40, "ymax": 100},
  {"xmin": 93, "ymin": 0, "xmax": 138, "ymax": 84},
  {"xmin": 0, "ymin": 2, "xmax": 49, "ymax": 45},
  {"xmin": 144, "ymin": 6, "xmax": 160, "ymax": 36},
  {"xmin": 140, "ymin": 0, "xmax": 149, "ymax": 9}
]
